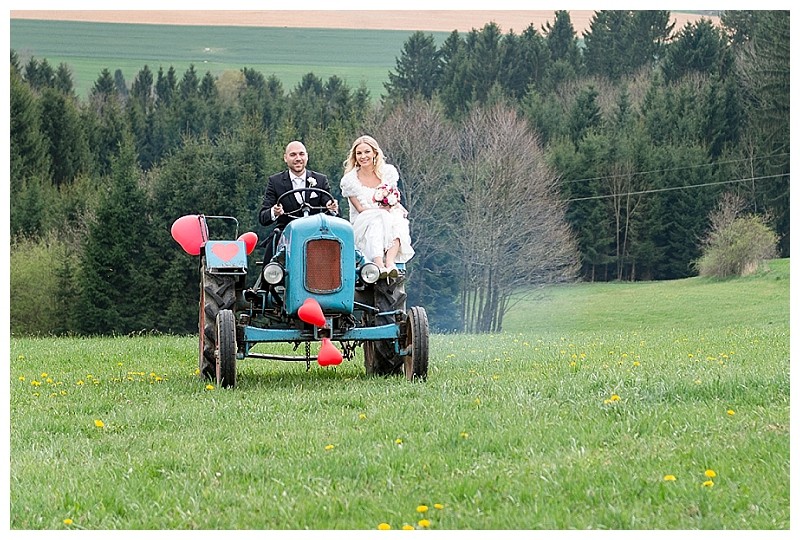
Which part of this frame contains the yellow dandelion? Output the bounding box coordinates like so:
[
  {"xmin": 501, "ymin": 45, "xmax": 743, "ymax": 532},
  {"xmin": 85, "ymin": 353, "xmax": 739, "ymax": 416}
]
[
  {"xmin": 416, "ymin": 505, "xmax": 429, "ymax": 513},
  {"xmin": 418, "ymin": 519, "xmax": 431, "ymax": 528},
  {"xmin": 663, "ymin": 474, "xmax": 676, "ymax": 481},
  {"xmin": 434, "ymin": 503, "xmax": 444, "ymax": 510},
  {"xmin": 632, "ymin": 361, "xmax": 640, "ymax": 367},
  {"xmin": 359, "ymin": 413, "xmax": 367, "ymax": 420},
  {"xmin": 727, "ymin": 409, "xmax": 735, "ymax": 416},
  {"xmin": 610, "ymin": 394, "xmax": 620, "ymax": 402},
  {"xmin": 76, "ymin": 380, "xmax": 85, "ymax": 385},
  {"xmin": 402, "ymin": 524, "xmax": 415, "ymax": 530},
  {"xmin": 703, "ymin": 480, "xmax": 714, "ymax": 487},
  {"xmin": 205, "ymin": 384, "xmax": 215, "ymax": 391},
  {"xmin": 460, "ymin": 432, "xmax": 469, "ymax": 439},
  {"xmin": 473, "ymin": 398, "xmax": 481, "ymax": 405},
  {"xmin": 395, "ymin": 438, "xmax": 403, "ymax": 445},
  {"xmin": 31, "ymin": 380, "xmax": 41, "ymax": 387},
  {"xmin": 325, "ymin": 444, "xmax": 335, "ymax": 451},
  {"xmin": 63, "ymin": 518, "xmax": 73, "ymax": 526},
  {"xmin": 18, "ymin": 376, "xmax": 25, "ymax": 382},
  {"xmin": 377, "ymin": 523, "xmax": 391, "ymax": 530},
  {"xmin": 705, "ymin": 469, "xmax": 716, "ymax": 478},
  {"xmin": 41, "ymin": 372, "xmax": 48, "ymax": 378},
  {"xmin": 94, "ymin": 419, "xmax": 104, "ymax": 428}
]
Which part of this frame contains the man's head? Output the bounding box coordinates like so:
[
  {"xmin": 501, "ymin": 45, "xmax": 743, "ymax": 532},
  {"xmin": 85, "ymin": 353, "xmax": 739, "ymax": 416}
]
[{"xmin": 284, "ymin": 141, "xmax": 308, "ymax": 175}]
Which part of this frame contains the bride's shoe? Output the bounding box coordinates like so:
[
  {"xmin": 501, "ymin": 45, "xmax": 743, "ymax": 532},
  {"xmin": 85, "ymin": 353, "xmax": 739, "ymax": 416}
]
[{"xmin": 386, "ymin": 265, "xmax": 399, "ymax": 278}]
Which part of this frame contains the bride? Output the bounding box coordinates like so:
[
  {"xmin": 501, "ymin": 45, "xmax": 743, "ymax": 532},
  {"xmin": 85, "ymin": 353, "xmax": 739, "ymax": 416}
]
[{"xmin": 339, "ymin": 135, "xmax": 414, "ymax": 278}]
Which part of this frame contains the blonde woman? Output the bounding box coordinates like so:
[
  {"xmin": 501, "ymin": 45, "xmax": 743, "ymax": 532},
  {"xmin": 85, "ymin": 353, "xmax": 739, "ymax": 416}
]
[{"xmin": 339, "ymin": 135, "xmax": 414, "ymax": 278}]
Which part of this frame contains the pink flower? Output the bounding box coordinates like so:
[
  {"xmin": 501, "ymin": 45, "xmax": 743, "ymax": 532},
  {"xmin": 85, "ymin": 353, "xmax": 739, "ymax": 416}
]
[{"xmin": 374, "ymin": 184, "xmax": 400, "ymax": 207}]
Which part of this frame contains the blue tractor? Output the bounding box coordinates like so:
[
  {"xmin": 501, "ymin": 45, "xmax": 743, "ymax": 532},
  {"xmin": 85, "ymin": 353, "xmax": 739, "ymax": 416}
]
[{"xmin": 171, "ymin": 187, "xmax": 429, "ymax": 388}]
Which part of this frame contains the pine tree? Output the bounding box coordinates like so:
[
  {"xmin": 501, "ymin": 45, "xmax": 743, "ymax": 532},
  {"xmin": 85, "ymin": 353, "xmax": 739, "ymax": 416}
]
[
  {"xmin": 76, "ymin": 136, "xmax": 156, "ymax": 334},
  {"xmin": 384, "ymin": 31, "xmax": 442, "ymax": 103}
]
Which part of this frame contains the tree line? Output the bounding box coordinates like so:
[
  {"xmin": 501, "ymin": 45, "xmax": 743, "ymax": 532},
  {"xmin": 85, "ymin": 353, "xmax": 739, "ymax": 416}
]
[{"xmin": 9, "ymin": 10, "xmax": 789, "ymax": 335}]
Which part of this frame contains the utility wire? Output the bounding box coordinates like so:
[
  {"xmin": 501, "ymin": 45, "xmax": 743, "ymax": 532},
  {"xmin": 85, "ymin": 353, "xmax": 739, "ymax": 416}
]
[
  {"xmin": 560, "ymin": 153, "xmax": 790, "ymax": 185},
  {"xmin": 567, "ymin": 173, "xmax": 788, "ymax": 202}
]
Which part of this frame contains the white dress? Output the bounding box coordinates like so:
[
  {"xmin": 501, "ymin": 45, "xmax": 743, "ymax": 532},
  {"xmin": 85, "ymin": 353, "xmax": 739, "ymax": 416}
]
[{"xmin": 339, "ymin": 164, "xmax": 415, "ymax": 264}]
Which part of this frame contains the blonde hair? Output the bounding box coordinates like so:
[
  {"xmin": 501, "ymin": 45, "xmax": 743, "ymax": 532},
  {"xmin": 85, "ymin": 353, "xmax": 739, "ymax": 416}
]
[{"xmin": 343, "ymin": 135, "xmax": 387, "ymax": 179}]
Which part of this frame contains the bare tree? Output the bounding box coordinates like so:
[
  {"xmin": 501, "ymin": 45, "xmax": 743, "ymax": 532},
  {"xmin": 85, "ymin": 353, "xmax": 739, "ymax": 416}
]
[
  {"xmin": 364, "ymin": 98, "xmax": 462, "ymax": 329},
  {"xmin": 607, "ymin": 160, "xmax": 645, "ymax": 280},
  {"xmin": 455, "ymin": 103, "xmax": 579, "ymax": 332}
]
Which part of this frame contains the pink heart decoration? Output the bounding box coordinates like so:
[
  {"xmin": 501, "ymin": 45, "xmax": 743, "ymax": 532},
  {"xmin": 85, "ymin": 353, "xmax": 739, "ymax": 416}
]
[
  {"xmin": 211, "ymin": 242, "xmax": 240, "ymax": 262},
  {"xmin": 298, "ymin": 298, "xmax": 326, "ymax": 327},
  {"xmin": 318, "ymin": 338, "xmax": 343, "ymax": 367},
  {"xmin": 237, "ymin": 231, "xmax": 258, "ymax": 255}
]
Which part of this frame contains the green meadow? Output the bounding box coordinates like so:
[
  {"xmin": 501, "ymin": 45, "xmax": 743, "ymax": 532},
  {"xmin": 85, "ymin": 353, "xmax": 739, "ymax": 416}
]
[
  {"xmin": 9, "ymin": 260, "xmax": 789, "ymax": 529},
  {"xmin": 10, "ymin": 19, "xmax": 451, "ymax": 99}
]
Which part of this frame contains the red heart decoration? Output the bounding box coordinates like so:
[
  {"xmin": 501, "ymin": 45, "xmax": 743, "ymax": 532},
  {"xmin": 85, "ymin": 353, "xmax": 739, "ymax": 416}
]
[
  {"xmin": 171, "ymin": 215, "xmax": 207, "ymax": 256},
  {"xmin": 298, "ymin": 298, "xmax": 326, "ymax": 327},
  {"xmin": 237, "ymin": 232, "xmax": 258, "ymax": 255},
  {"xmin": 211, "ymin": 242, "xmax": 240, "ymax": 262},
  {"xmin": 318, "ymin": 338, "xmax": 342, "ymax": 367}
]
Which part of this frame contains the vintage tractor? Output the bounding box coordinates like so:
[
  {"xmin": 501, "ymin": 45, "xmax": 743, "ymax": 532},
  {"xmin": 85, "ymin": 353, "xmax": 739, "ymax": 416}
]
[{"xmin": 170, "ymin": 187, "xmax": 429, "ymax": 388}]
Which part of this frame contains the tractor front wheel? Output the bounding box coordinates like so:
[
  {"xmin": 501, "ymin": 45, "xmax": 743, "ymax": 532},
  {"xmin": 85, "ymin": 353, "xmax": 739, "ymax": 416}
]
[
  {"xmin": 198, "ymin": 260, "xmax": 237, "ymax": 380},
  {"xmin": 216, "ymin": 309, "xmax": 237, "ymax": 388},
  {"xmin": 402, "ymin": 306, "xmax": 429, "ymax": 381}
]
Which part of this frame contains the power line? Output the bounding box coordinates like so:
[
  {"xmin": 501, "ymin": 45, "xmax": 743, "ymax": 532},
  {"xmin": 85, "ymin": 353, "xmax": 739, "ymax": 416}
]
[
  {"xmin": 567, "ymin": 173, "xmax": 788, "ymax": 202},
  {"xmin": 560, "ymin": 153, "xmax": 790, "ymax": 185}
]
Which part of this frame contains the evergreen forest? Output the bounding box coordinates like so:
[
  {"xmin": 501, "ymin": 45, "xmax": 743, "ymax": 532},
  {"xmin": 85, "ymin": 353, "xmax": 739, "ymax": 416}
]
[{"xmin": 9, "ymin": 10, "xmax": 790, "ymax": 335}]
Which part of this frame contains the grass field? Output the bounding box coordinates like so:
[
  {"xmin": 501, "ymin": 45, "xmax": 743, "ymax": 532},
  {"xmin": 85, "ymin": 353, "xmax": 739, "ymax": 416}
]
[
  {"xmin": 10, "ymin": 19, "xmax": 451, "ymax": 100},
  {"xmin": 8, "ymin": 259, "xmax": 789, "ymax": 530}
]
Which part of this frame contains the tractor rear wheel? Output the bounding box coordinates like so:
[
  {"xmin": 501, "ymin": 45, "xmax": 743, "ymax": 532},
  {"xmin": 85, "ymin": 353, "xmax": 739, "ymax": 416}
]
[
  {"xmin": 363, "ymin": 277, "xmax": 406, "ymax": 376},
  {"xmin": 216, "ymin": 309, "xmax": 237, "ymax": 388},
  {"xmin": 402, "ymin": 306, "xmax": 429, "ymax": 381},
  {"xmin": 198, "ymin": 260, "xmax": 237, "ymax": 380}
]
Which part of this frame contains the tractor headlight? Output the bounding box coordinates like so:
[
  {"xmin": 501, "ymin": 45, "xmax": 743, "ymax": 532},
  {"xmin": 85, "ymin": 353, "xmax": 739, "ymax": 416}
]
[
  {"xmin": 263, "ymin": 262, "xmax": 284, "ymax": 285},
  {"xmin": 360, "ymin": 262, "xmax": 381, "ymax": 284}
]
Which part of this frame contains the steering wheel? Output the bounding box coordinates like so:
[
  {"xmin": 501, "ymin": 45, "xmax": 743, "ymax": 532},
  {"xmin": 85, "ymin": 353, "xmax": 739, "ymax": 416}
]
[{"xmin": 276, "ymin": 187, "xmax": 334, "ymax": 220}]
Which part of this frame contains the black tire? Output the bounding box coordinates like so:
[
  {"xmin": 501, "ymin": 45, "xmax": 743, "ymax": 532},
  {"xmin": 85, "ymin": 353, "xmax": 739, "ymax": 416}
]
[
  {"xmin": 198, "ymin": 258, "xmax": 236, "ymax": 380},
  {"xmin": 363, "ymin": 277, "xmax": 407, "ymax": 376},
  {"xmin": 216, "ymin": 309, "xmax": 237, "ymax": 388},
  {"xmin": 402, "ymin": 306, "xmax": 429, "ymax": 381}
]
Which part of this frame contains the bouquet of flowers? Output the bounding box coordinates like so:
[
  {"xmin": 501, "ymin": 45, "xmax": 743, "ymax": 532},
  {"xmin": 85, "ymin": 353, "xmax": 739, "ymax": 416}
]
[{"xmin": 373, "ymin": 183, "xmax": 401, "ymax": 207}]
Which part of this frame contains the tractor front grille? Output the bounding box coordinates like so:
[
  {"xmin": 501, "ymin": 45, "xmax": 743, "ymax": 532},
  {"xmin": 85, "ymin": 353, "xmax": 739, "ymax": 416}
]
[{"xmin": 305, "ymin": 239, "xmax": 341, "ymax": 293}]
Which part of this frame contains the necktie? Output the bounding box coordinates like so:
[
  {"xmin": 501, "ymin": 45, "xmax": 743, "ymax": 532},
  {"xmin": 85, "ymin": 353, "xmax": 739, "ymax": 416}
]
[{"xmin": 292, "ymin": 176, "xmax": 304, "ymax": 204}]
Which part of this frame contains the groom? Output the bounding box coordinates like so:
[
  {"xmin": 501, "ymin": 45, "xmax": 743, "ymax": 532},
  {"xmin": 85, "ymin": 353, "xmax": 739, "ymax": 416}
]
[
  {"xmin": 257, "ymin": 140, "xmax": 339, "ymax": 263},
  {"xmin": 259, "ymin": 140, "xmax": 339, "ymax": 229}
]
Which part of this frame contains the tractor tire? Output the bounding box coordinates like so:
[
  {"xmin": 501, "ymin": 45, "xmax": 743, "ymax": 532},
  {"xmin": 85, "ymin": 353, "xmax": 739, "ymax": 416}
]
[
  {"xmin": 363, "ymin": 277, "xmax": 406, "ymax": 376},
  {"xmin": 198, "ymin": 261, "xmax": 237, "ymax": 380},
  {"xmin": 402, "ymin": 306, "xmax": 429, "ymax": 381},
  {"xmin": 216, "ymin": 309, "xmax": 237, "ymax": 388}
]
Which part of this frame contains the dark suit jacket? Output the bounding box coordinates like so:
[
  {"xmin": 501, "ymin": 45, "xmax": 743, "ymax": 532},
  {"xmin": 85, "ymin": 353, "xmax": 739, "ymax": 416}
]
[{"xmin": 258, "ymin": 170, "xmax": 337, "ymax": 229}]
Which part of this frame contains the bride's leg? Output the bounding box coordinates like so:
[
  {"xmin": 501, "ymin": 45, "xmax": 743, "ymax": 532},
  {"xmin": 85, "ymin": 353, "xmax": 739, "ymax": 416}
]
[{"xmin": 385, "ymin": 239, "xmax": 400, "ymax": 267}]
